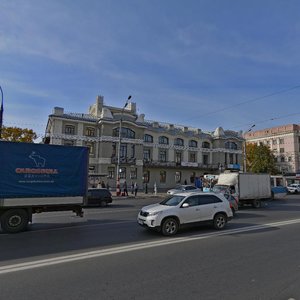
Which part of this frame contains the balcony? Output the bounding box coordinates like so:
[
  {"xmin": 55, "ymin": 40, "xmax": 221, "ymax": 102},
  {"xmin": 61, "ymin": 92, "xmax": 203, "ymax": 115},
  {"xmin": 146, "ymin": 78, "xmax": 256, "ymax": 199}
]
[
  {"xmin": 111, "ymin": 156, "xmax": 136, "ymax": 165},
  {"xmin": 143, "ymin": 160, "xmax": 219, "ymax": 170}
]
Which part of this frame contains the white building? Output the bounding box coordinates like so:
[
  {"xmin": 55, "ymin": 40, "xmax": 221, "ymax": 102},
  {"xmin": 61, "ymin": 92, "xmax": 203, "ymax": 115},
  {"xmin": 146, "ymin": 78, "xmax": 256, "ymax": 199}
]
[{"xmin": 45, "ymin": 96, "xmax": 244, "ymax": 191}]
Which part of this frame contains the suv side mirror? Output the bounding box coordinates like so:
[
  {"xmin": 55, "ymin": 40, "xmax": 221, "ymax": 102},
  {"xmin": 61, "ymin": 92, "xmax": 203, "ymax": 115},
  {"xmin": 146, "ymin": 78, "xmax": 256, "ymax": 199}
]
[{"xmin": 182, "ymin": 203, "xmax": 189, "ymax": 208}]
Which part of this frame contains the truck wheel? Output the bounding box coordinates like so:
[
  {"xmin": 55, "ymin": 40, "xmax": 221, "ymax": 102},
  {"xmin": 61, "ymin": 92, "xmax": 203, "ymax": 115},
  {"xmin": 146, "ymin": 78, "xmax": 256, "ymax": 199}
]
[
  {"xmin": 0, "ymin": 209, "xmax": 29, "ymax": 233},
  {"xmin": 213, "ymin": 213, "xmax": 227, "ymax": 230},
  {"xmin": 161, "ymin": 217, "xmax": 179, "ymax": 236},
  {"xmin": 252, "ymin": 199, "xmax": 261, "ymax": 208}
]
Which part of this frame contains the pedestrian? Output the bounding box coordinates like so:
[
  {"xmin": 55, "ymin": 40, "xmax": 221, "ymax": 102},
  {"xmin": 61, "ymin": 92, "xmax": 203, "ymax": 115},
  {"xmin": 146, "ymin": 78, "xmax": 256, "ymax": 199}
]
[
  {"xmin": 101, "ymin": 181, "xmax": 106, "ymax": 188},
  {"xmin": 184, "ymin": 179, "xmax": 187, "ymax": 185},
  {"xmin": 134, "ymin": 182, "xmax": 138, "ymax": 196},
  {"xmin": 106, "ymin": 182, "xmax": 110, "ymax": 191},
  {"xmin": 131, "ymin": 181, "xmax": 134, "ymax": 194},
  {"xmin": 123, "ymin": 180, "xmax": 128, "ymax": 196}
]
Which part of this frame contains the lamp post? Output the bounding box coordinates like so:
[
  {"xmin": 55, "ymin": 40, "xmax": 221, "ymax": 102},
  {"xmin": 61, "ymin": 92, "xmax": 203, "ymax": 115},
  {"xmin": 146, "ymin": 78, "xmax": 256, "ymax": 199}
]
[
  {"xmin": 243, "ymin": 124, "xmax": 255, "ymax": 172},
  {"xmin": 116, "ymin": 95, "xmax": 131, "ymax": 196},
  {"xmin": 0, "ymin": 86, "xmax": 4, "ymax": 140}
]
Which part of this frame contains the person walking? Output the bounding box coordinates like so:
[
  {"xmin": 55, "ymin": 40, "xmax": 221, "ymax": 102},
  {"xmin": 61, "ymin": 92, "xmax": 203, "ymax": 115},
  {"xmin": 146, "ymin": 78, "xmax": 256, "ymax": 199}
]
[
  {"xmin": 131, "ymin": 181, "xmax": 134, "ymax": 194},
  {"xmin": 123, "ymin": 180, "xmax": 128, "ymax": 196},
  {"xmin": 134, "ymin": 182, "xmax": 138, "ymax": 197}
]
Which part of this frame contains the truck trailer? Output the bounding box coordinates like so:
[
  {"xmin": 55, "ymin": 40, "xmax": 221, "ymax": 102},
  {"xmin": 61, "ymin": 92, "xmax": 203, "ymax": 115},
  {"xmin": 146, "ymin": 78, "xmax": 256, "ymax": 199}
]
[
  {"xmin": 213, "ymin": 172, "xmax": 273, "ymax": 208},
  {"xmin": 0, "ymin": 141, "xmax": 89, "ymax": 233}
]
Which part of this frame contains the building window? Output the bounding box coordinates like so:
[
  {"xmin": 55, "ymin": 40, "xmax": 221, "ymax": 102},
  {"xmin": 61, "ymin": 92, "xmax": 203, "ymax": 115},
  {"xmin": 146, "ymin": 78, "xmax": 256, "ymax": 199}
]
[
  {"xmin": 65, "ymin": 125, "xmax": 75, "ymax": 135},
  {"xmin": 144, "ymin": 149, "xmax": 151, "ymax": 161},
  {"xmin": 131, "ymin": 145, "xmax": 135, "ymax": 158},
  {"xmin": 130, "ymin": 168, "xmax": 137, "ymax": 179},
  {"xmin": 279, "ymin": 138, "xmax": 284, "ymax": 144},
  {"xmin": 189, "ymin": 152, "xmax": 196, "ymax": 163},
  {"xmin": 175, "ymin": 171, "xmax": 181, "ymax": 183},
  {"xmin": 202, "ymin": 141, "xmax": 211, "ymax": 149},
  {"xmin": 144, "ymin": 134, "xmax": 153, "ymax": 143},
  {"xmin": 120, "ymin": 167, "xmax": 126, "ymax": 179},
  {"xmin": 174, "ymin": 138, "xmax": 184, "ymax": 146},
  {"xmin": 272, "ymin": 139, "xmax": 277, "ymax": 145},
  {"xmin": 113, "ymin": 127, "xmax": 135, "ymax": 139},
  {"xmin": 108, "ymin": 167, "xmax": 115, "ymax": 179},
  {"xmin": 143, "ymin": 171, "xmax": 150, "ymax": 183},
  {"xmin": 189, "ymin": 140, "xmax": 198, "ymax": 148},
  {"xmin": 63, "ymin": 140, "xmax": 75, "ymax": 146},
  {"xmin": 159, "ymin": 136, "xmax": 169, "ymax": 145},
  {"xmin": 112, "ymin": 144, "xmax": 116, "ymax": 157},
  {"xmin": 85, "ymin": 142, "xmax": 95, "ymax": 155},
  {"xmin": 175, "ymin": 151, "xmax": 182, "ymax": 165},
  {"xmin": 225, "ymin": 141, "xmax": 237, "ymax": 150},
  {"xmin": 120, "ymin": 144, "xmax": 127, "ymax": 158},
  {"xmin": 159, "ymin": 149, "xmax": 167, "ymax": 162},
  {"xmin": 85, "ymin": 127, "xmax": 95, "ymax": 137},
  {"xmin": 280, "ymin": 148, "xmax": 284, "ymax": 153},
  {"xmin": 288, "ymin": 156, "xmax": 292, "ymax": 162},
  {"xmin": 280, "ymin": 156, "xmax": 285, "ymax": 162},
  {"xmin": 203, "ymin": 154, "xmax": 209, "ymax": 165},
  {"xmin": 229, "ymin": 153, "xmax": 234, "ymax": 164},
  {"xmin": 160, "ymin": 171, "xmax": 166, "ymax": 183}
]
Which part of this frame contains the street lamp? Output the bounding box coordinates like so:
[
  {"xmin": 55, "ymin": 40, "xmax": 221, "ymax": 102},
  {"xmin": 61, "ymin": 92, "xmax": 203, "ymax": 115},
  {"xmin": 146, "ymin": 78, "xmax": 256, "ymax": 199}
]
[
  {"xmin": 243, "ymin": 124, "xmax": 255, "ymax": 172},
  {"xmin": 116, "ymin": 95, "xmax": 131, "ymax": 196},
  {"xmin": 0, "ymin": 86, "xmax": 4, "ymax": 140}
]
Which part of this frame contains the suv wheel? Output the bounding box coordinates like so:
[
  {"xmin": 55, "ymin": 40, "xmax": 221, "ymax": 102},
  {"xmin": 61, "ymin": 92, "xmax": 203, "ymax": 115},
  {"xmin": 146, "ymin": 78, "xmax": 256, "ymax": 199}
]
[
  {"xmin": 213, "ymin": 213, "xmax": 227, "ymax": 230},
  {"xmin": 161, "ymin": 217, "xmax": 179, "ymax": 236}
]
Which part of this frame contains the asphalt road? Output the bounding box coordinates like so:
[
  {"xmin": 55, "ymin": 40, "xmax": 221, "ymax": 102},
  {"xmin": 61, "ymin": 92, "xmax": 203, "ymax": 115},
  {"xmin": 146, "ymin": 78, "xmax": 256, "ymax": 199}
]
[{"xmin": 1, "ymin": 195, "xmax": 300, "ymax": 300}]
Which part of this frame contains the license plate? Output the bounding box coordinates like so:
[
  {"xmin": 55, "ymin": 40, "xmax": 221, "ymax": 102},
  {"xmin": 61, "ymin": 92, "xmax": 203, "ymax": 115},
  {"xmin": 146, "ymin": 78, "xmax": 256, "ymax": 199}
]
[{"xmin": 138, "ymin": 219, "xmax": 144, "ymax": 225}]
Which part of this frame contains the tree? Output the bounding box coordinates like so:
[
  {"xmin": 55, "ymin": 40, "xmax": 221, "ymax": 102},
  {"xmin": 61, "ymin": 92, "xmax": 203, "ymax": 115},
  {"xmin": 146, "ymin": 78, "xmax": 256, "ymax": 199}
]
[
  {"xmin": 246, "ymin": 143, "xmax": 278, "ymax": 174},
  {"xmin": 1, "ymin": 126, "xmax": 37, "ymax": 143}
]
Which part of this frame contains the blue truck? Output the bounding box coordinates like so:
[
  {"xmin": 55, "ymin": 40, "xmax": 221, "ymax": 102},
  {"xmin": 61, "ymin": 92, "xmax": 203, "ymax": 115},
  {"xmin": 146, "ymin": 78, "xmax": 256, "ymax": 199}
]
[{"xmin": 0, "ymin": 141, "xmax": 89, "ymax": 233}]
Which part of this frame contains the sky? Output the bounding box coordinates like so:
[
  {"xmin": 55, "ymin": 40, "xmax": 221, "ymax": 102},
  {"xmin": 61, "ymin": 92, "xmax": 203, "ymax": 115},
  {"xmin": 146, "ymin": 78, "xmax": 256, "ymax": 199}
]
[{"xmin": 1, "ymin": 0, "xmax": 300, "ymax": 140}]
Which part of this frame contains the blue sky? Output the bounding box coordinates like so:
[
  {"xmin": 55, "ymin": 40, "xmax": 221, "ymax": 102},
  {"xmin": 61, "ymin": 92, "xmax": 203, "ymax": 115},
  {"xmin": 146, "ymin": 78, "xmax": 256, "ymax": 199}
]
[{"xmin": 1, "ymin": 0, "xmax": 300, "ymax": 139}]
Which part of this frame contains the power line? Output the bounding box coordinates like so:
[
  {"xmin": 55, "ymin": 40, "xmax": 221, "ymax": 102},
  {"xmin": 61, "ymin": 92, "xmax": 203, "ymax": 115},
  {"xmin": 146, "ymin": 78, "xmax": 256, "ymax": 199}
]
[
  {"xmin": 232, "ymin": 111, "xmax": 300, "ymax": 130},
  {"xmin": 190, "ymin": 84, "xmax": 300, "ymax": 120}
]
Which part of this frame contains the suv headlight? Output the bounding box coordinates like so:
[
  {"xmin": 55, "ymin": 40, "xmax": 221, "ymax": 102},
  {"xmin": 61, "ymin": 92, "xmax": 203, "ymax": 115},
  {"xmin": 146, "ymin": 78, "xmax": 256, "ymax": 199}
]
[{"xmin": 148, "ymin": 211, "xmax": 161, "ymax": 216}]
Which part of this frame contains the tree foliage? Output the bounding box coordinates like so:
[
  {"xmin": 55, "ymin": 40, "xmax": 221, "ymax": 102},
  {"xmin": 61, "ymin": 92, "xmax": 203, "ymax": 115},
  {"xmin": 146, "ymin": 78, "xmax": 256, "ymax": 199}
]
[
  {"xmin": 246, "ymin": 143, "xmax": 278, "ymax": 174},
  {"xmin": 1, "ymin": 126, "xmax": 37, "ymax": 143}
]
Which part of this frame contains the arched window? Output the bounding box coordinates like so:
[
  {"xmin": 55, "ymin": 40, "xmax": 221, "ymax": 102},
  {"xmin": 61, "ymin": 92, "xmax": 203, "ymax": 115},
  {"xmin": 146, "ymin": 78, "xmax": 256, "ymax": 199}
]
[
  {"xmin": 159, "ymin": 136, "xmax": 169, "ymax": 145},
  {"xmin": 113, "ymin": 127, "xmax": 135, "ymax": 139},
  {"xmin": 189, "ymin": 140, "xmax": 198, "ymax": 148},
  {"xmin": 144, "ymin": 134, "xmax": 153, "ymax": 143},
  {"xmin": 225, "ymin": 141, "xmax": 238, "ymax": 150},
  {"xmin": 85, "ymin": 127, "xmax": 95, "ymax": 137},
  {"xmin": 202, "ymin": 141, "xmax": 211, "ymax": 149},
  {"xmin": 174, "ymin": 138, "xmax": 184, "ymax": 146}
]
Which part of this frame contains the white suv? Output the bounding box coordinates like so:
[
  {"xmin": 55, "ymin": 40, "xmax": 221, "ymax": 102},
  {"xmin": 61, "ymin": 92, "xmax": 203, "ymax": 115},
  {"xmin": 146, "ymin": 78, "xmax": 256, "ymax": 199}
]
[
  {"xmin": 287, "ymin": 184, "xmax": 300, "ymax": 194},
  {"xmin": 137, "ymin": 191, "xmax": 233, "ymax": 236}
]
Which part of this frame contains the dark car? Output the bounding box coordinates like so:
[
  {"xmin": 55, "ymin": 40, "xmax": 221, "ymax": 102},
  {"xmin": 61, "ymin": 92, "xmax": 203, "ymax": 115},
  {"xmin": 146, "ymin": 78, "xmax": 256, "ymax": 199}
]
[{"xmin": 87, "ymin": 188, "xmax": 112, "ymax": 207}]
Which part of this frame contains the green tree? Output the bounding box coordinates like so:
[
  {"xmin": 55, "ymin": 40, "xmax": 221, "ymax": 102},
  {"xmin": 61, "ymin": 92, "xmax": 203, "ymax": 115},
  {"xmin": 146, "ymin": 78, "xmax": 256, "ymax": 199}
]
[
  {"xmin": 1, "ymin": 126, "xmax": 37, "ymax": 143},
  {"xmin": 246, "ymin": 143, "xmax": 278, "ymax": 174}
]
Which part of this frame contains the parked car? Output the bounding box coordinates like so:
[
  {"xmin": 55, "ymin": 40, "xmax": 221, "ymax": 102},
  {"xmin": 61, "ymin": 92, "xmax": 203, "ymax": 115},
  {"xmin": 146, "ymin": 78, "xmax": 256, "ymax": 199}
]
[
  {"xmin": 287, "ymin": 184, "xmax": 300, "ymax": 194},
  {"xmin": 86, "ymin": 188, "xmax": 112, "ymax": 207},
  {"xmin": 167, "ymin": 185, "xmax": 200, "ymax": 195},
  {"xmin": 211, "ymin": 185, "xmax": 238, "ymax": 214},
  {"xmin": 137, "ymin": 191, "xmax": 233, "ymax": 236}
]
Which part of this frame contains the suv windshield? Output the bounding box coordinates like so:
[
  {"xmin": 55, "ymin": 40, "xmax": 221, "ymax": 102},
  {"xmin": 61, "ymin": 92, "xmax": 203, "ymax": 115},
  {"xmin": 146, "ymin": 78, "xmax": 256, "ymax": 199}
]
[{"xmin": 160, "ymin": 195, "xmax": 185, "ymax": 206}]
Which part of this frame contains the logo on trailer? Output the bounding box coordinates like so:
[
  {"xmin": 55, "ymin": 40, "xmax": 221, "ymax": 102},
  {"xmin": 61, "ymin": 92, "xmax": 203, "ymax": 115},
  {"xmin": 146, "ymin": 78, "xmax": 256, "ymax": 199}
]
[{"xmin": 29, "ymin": 151, "xmax": 46, "ymax": 167}]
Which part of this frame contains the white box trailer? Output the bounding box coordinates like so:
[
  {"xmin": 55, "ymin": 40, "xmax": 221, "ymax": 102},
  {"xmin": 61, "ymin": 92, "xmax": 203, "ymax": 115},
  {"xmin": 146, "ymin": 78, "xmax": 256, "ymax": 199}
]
[{"xmin": 214, "ymin": 172, "xmax": 272, "ymax": 208}]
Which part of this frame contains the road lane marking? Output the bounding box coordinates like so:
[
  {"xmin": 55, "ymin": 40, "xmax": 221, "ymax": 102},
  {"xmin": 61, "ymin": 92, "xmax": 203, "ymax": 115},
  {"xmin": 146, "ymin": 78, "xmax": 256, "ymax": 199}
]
[{"xmin": 1, "ymin": 218, "xmax": 300, "ymax": 275}]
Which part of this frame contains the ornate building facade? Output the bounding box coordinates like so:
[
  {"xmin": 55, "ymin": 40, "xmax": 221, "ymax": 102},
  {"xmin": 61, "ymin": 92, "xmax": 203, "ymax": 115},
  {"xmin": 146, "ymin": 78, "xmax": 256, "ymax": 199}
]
[{"xmin": 45, "ymin": 96, "xmax": 244, "ymax": 191}]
